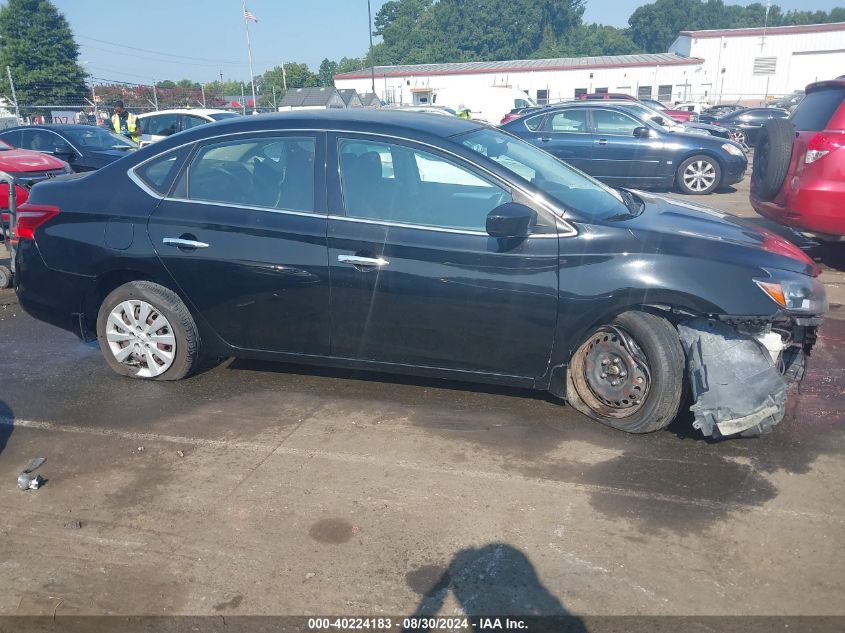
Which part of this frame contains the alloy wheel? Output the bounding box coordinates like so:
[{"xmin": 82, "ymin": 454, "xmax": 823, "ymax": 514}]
[
  {"xmin": 105, "ymin": 300, "xmax": 176, "ymax": 378},
  {"xmin": 682, "ymin": 159, "xmax": 717, "ymax": 193}
]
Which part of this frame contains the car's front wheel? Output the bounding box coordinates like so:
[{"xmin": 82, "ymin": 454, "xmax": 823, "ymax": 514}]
[
  {"xmin": 96, "ymin": 281, "xmax": 200, "ymax": 380},
  {"xmin": 566, "ymin": 312, "xmax": 685, "ymax": 433},
  {"xmin": 676, "ymin": 155, "xmax": 722, "ymax": 195}
]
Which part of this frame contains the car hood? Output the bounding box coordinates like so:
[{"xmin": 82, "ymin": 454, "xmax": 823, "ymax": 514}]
[
  {"xmin": 623, "ymin": 190, "xmax": 817, "ymax": 276},
  {"xmin": 0, "ymin": 149, "xmax": 66, "ymax": 171}
]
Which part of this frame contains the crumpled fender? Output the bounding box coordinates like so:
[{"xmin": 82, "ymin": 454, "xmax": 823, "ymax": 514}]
[{"xmin": 677, "ymin": 318, "xmax": 788, "ymax": 438}]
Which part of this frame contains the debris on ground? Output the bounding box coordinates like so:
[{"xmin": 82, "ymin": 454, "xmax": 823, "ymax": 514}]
[
  {"xmin": 176, "ymin": 450, "xmax": 185, "ymax": 458},
  {"xmin": 137, "ymin": 446, "xmax": 145, "ymax": 453},
  {"xmin": 17, "ymin": 457, "xmax": 47, "ymax": 491},
  {"xmin": 17, "ymin": 473, "xmax": 45, "ymax": 490},
  {"xmin": 64, "ymin": 520, "xmax": 82, "ymax": 530}
]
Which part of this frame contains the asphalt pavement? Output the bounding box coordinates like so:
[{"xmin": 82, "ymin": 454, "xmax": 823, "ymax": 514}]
[{"xmin": 0, "ymin": 180, "xmax": 843, "ymax": 620}]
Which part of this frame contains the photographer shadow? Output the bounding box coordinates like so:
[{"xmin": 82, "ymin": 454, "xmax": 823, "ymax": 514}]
[{"xmin": 404, "ymin": 543, "xmax": 587, "ymax": 632}]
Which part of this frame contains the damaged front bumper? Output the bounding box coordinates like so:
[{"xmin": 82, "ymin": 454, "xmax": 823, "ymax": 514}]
[{"xmin": 677, "ymin": 316, "xmax": 821, "ymax": 438}]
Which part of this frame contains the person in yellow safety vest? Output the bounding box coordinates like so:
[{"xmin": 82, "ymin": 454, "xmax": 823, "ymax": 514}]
[
  {"xmin": 456, "ymin": 103, "xmax": 471, "ymax": 119},
  {"xmin": 110, "ymin": 101, "xmax": 140, "ymax": 144}
]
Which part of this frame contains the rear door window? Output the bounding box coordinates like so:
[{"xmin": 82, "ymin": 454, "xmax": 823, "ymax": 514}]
[
  {"xmin": 790, "ymin": 87, "xmax": 845, "ymax": 131},
  {"xmin": 186, "ymin": 136, "xmax": 316, "ymax": 212},
  {"xmin": 593, "ymin": 110, "xmax": 640, "ymax": 136}
]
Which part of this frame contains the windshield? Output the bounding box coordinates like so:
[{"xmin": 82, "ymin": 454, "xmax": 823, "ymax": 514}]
[
  {"xmin": 208, "ymin": 112, "xmax": 240, "ymax": 121},
  {"xmin": 612, "ymin": 103, "xmax": 673, "ymax": 131},
  {"xmin": 62, "ymin": 127, "xmax": 136, "ymax": 150},
  {"xmin": 458, "ymin": 127, "xmax": 630, "ymax": 220}
]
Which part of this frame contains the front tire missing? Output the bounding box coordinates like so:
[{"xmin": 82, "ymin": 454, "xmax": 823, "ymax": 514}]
[{"xmin": 566, "ymin": 312, "xmax": 685, "ymax": 433}]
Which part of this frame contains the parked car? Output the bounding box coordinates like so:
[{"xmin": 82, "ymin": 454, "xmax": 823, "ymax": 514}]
[
  {"xmin": 698, "ymin": 104, "xmax": 745, "ymax": 124},
  {"xmin": 751, "ymin": 79, "xmax": 845, "ymax": 239},
  {"xmin": 767, "ymin": 91, "xmax": 805, "ymax": 112},
  {"xmin": 382, "ymin": 105, "xmax": 456, "ymax": 117},
  {"xmin": 713, "ymin": 107, "xmax": 789, "ymax": 147},
  {"xmin": 12, "ymin": 111, "xmax": 824, "ymax": 438},
  {"xmin": 137, "ymin": 109, "xmax": 240, "ymax": 147},
  {"xmin": 500, "ymin": 106, "xmax": 544, "ymax": 125},
  {"xmin": 0, "ymin": 124, "xmax": 137, "ymax": 172},
  {"xmin": 639, "ymin": 99, "xmax": 699, "ymax": 123},
  {"xmin": 501, "ymin": 102, "xmax": 746, "ymax": 194},
  {"xmin": 0, "ymin": 138, "xmax": 71, "ymax": 251}
]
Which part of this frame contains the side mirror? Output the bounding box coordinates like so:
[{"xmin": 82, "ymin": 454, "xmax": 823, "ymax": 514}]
[
  {"xmin": 633, "ymin": 126, "xmax": 650, "ymax": 138},
  {"xmin": 486, "ymin": 202, "xmax": 537, "ymax": 238}
]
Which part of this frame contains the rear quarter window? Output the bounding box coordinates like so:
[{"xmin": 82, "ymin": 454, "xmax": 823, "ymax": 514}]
[
  {"xmin": 134, "ymin": 146, "xmax": 191, "ymax": 195},
  {"xmin": 790, "ymin": 88, "xmax": 845, "ymax": 131}
]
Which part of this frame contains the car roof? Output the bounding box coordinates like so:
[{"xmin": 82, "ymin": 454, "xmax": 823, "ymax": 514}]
[
  {"xmin": 172, "ymin": 109, "xmax": 482, "ymax": 138},
  {"xmin": 137, "ymin": 108, "xmax": 234, "ymax": 118},
  {"xmin": 0, "ymin": 124, "xmax": 95, "ymax": 133}
]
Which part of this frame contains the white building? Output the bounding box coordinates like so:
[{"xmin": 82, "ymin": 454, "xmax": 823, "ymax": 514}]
[
  {"xmin": 334, "ymin": 53, "xmax": 706, "ymax": 107},
  {"xmin": 335, "ymin": 22, "xmax": 845, "ymax": 107},
  {"xmin": 669, "ymin": 22, "xmax": 845, "ymax": 101}
]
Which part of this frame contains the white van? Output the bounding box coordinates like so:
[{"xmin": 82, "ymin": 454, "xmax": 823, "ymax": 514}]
[{"xmin": 432, "ymin": 87, "xmax": 535, "ymax": 124}]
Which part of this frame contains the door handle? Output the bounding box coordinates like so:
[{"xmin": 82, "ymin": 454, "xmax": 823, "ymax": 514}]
[
  {"xmin": 537, "ymin": 137, "xmax": 551, "ymax": 142},
  {"xmin": 163, "ymin": 237, "xmax": 209, "ymax": 249},
  {"xmin": 596, "ymin": 138, "xmax": 608, "ymax": 145},
  {"xmin": 338, "ymin": 254, "xmax": 389, "ymax": 267}
]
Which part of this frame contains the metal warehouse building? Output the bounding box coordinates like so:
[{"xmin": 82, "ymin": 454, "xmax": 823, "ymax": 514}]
[
  {"xmin": 334, "ymin": 22, "xmax": 845, "ymax": 106},
  {"xmin": 669, "ymin": 22, "xmax": 845, "ymax": 101}
]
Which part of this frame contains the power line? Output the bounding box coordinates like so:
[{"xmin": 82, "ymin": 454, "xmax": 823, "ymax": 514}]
[{"xmin": 76, "ymin": 34, "xmax": 252, "ymax": 65}]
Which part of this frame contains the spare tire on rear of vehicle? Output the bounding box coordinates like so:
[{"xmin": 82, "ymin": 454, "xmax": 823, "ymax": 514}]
[{"xmin": 752, "ymin": 118, "xmax": 794, "ymax": 201}]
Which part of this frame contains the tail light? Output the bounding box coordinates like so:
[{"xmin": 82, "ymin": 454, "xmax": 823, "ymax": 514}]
[
  {"xmin": 805, "ymin": 131, "xmax": 845, "ymax": 164},
  {"xmin": 14, "ymin": 203, "xmax": 59, "ymax": 240}
]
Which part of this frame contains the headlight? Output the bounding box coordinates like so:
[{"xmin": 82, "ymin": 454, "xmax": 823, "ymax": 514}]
[
  {"xmin": 754, "ymin": 271, "xmax": 828, "ymax": 314},
  {"xmin": 721, "ymin": 143, "xmax": 744, "ymax": 157}
]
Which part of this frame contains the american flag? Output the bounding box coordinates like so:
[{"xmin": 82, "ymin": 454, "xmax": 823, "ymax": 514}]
[{"xmin": 244, "ymin": 7, "xmax": 258, "ymax": 22}]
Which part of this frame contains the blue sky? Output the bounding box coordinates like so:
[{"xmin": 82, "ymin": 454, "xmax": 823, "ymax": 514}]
[{"xmin": 35, "ymin": 0, "xmax": 845, "ymax": 84}]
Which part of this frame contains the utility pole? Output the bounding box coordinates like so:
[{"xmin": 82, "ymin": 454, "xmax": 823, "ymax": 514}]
[
  {"xmin": 272, "ymin": 85, "xmax": 277, "ymax": 110},
  {"xmin": 6, "ymin": 66, "xmax": 20, "ymax": 121},
  {"xmin": 201, "ymin": 84, "xmax": 207, "ymax": 108},
  {"xmin": 367, "ymin": 0, "xmax": 376, "ymax": 95},
  {"xmin": 240, "ymin": 83, "xmax": 246, "ymax": 115},
  {"xmin": 281, "ymin": 63, "xmax": 287, "ymax": 91},
  {"xmin": 152, "ymin": 83, "xmax": 159, "ymax": 111}
]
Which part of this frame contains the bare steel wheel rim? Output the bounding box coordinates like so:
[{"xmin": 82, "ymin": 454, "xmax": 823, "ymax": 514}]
[
  {"xmin": 571, "ymin": 326, "xmax": 652, "ymax": 419},
  {"xmin": 106, "ymin": 300, "xmax": 176, "ymax": 377},
  {"xmin": 683, "ymin": 159, "xmax": 716, "ymax": 192}
]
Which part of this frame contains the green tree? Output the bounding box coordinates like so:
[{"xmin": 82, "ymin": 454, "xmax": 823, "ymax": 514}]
[
  {"xmin": 155, "ymin": 80, "xmax": 176, "ymax": 89},
  {"xmin": 0, "ymin": 0, "xmax": 87, "ymax": 107},
  {"xmin": 318, "ymin": 58, "xmax": 338, "ymax": 86}
]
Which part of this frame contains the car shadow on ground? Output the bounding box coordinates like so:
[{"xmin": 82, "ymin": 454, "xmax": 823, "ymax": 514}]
[{"xmin": 404, "ymin": 543, "xmax": 586, "ymax": 631}]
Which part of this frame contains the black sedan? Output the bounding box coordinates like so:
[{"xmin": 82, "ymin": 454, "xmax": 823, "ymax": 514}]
[
  {"xmin": 0, "ymin": 124, "xmax": 137, "ymax": 172},
  {"xmin": 500, "ymin": 102, "xmax": 747, "ymax": 195},
  {"xmin": 707, "ymin": 107, "xmax": 790, "ymax": 147},
  {"xmin": 12, "ymin": 111, "xmax": 826, "ymax": 438}
]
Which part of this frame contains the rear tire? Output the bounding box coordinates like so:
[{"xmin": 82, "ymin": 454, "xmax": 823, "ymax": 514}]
[
  {"xmin": 566, "ymin": 312, "xmax": 685, "ymax": 434},
  {"xmin": 752, "ymin": 118, "xmax": 794, "ymax": 201},
  {"xmin": 96, "ymin": 281, "xmax": 200, "ymax": 381},
  {"xmin": 676, "ymin": 154, "xmax": 722, "ymax": 195},
  {"xmin": 0, "ymin": 265, "xmax": 10, "ymax": 289}
]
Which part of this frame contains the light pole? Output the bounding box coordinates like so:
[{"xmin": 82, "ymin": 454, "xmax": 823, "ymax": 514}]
[{"xmin": 367, "ymin": 0, "xmax": 376, "ymax": 95}]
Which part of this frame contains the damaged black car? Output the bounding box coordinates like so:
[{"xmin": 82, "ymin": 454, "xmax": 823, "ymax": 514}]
[{"xmin": 11, "ymin": 111, "xmax": 827, "ymax": 438}]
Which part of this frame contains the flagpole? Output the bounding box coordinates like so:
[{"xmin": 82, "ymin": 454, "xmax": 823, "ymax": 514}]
[{"xmin": 243, "ymin": 1, "xmax": 258, "ymax": 113}]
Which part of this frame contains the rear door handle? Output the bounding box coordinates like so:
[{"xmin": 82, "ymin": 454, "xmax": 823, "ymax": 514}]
[
  {"xmin": 163, "ymin": 237, "xmax": 209, "ymax": 249},
  {"xmin": 338, "ymin": 254, "xmax": 389, "ymax": 267},
  {"xmin": 537, "ymin": 137, "xmax": 551, "ymax": 142},
  {"xmin": 596, "ymin": 138, "xmax": 608, "ymax": 145}
]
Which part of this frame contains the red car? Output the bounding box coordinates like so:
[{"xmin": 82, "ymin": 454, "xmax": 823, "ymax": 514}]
[
  {"xmin": 0, "ymin": 138, "xmax": 70, "ymax": 241},
  {"xmin": 751, "ymin": 79, "xmax": 845, "ymax": 239}
]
